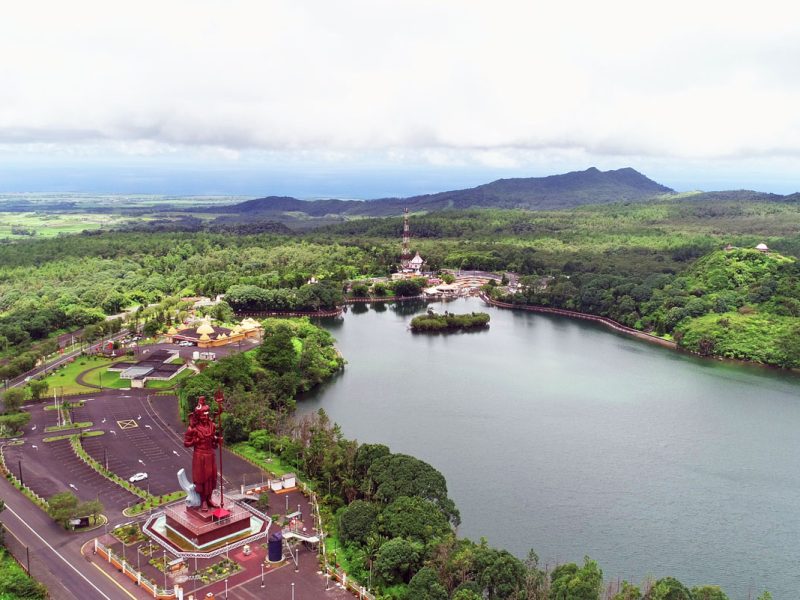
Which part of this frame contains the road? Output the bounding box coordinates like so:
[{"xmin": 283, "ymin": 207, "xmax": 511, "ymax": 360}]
[
  {"xmin": 6, "ymin": 330, "xmax": 129, "ymax": 389},
  {"xmin": 0, "ymin": 475, "xmax": 125, "ymax": 600}
]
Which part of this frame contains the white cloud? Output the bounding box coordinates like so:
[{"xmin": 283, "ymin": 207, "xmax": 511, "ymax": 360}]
[{"xmin": 1, "ymin": 0, "xmax": 800, "ymax": 169}]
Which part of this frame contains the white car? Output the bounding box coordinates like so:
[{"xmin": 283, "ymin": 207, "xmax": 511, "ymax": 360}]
[{"xmin": 129, "ymin": 472, "xmax": 148, "ymax": 483}]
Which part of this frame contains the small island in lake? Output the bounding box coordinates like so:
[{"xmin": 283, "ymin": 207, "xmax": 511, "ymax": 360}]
[{"xmin": 410, "ymin": 311, "xmax": 490, "ymax": 332}]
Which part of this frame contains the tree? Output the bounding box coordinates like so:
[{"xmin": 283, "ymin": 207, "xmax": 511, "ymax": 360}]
[
  {"xmin": 380, "ymin": 496, "xmax": 450, "ymax": 542},
  {"xmin": 525, "ymin": 549, "xmax": 549, "ymax": 600},
  {"xmin": 257, "ymin": 323, "xmax": 297, "ymax": 374},
  {"xmin": 338, "ymin": 500, "xmax": 379, "ymax": 545},
  {"xmin": 393, "ymin": 279, "xmax": 423, "ymax": 298},
  {"xmin": 77, "ymin": 499, "xmax": 104, "ymax": 524},
  {"xmin": 481, "ymin": 551, "xmax": 526, "ymax": 600},
  {"xmin": 350, "ymin": 283, "xmax": 369, "ymax": 297},
  {"xmin": 2, "ymin": 388, "xmax": 27, "ymax": 414},
  {"xmin": 368, "ymin": 453, "xmax": 460, "ymax": 526},
  {"xmin": 355, "ymin": 443, "xmax": 390, "ymax": 482},
  {"xmin": 27, "ymin": 379, "xmax": 48, "ymax": 402},
  {"xmin": 0, "ymin": 412, "xmax": 31, "ymax": 436},
  {"xmin": 690, "ymin": 586, "xmax": 729, "ymax": 600},
  {"xmin": 47, "ymin": 491, "xmax": 79, "ymax": 528},
  {"xmin": 407, "ymin": 567, "xmax": 448, "ymax": 600},
  {"xmin": 254, "ymin": 494, "xmax": 270, "ymax": 513},
  {"xmin": 549, "ymin": 557, "xmax": 603, "ymax": 600},
  {"xmin": 612, "ymin": 581, "xmax": 642, "ymax": 600},
  {"xmin": 452, "ymin": 590, "xmax": 482, "ymax": 600},
  {"xmin": 644, "ymin": 578, "xmax": 692, "ymax": 600},
  {"xmin": 374, "ymin": 538, "xmax": 421, "ymax": 585}
]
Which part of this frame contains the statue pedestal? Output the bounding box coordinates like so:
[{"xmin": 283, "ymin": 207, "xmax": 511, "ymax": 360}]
[{"xmin": 164, "ymin": 500, "xmax": 252, "ymax": 550}]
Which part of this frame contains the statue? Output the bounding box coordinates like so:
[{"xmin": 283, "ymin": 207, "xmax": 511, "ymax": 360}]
[{"xmin": 183, "ymin": 396, "xmax": 221, "ymax": 511}]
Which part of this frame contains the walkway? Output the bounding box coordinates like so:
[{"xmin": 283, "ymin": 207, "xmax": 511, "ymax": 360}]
[{"xmin": 480, "ymin": 294, "xmax": 677, "ymax": 349}]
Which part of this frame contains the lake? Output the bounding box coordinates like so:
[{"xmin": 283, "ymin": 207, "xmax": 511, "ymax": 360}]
[{"xmin": 298, "ymin": 297, "xmax": 800, "ymax": 598}]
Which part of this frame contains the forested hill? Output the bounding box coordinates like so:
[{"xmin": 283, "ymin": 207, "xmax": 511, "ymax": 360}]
[{"xmin": 201, "ymin": 167, "xmax": 674, "ymax": 218}]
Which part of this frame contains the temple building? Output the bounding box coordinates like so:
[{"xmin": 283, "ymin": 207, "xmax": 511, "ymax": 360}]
[
  {"xmin": 408, "ymin": 251, "xmax": 425, "ymax": 273},
  {"xmin": 166, "ymin": 315, "xmax": 263, "ymax": 348}
]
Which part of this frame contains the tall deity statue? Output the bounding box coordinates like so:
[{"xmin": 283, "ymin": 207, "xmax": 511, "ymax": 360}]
[{"xmin": 183, "ymin": 396, "xmax": 221, "ymax": 511}]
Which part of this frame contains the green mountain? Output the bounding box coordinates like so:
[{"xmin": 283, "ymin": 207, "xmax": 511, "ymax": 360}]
[{"xmin": 204, "ymin": 167, "xmax": 674, "ymax": 219}]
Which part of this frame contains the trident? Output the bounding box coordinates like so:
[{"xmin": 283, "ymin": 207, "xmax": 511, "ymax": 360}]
[{"xmin": 214, "ymin": 388, "xmax": 226, "ymax": 508}]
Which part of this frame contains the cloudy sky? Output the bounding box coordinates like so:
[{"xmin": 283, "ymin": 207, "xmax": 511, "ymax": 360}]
[{"xmin": 2, "ymin": 1, "xmax": 799, "ymax": 196}]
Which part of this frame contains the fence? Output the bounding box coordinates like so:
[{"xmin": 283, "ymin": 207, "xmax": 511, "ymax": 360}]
[
  {"xmin": 235, "ymin": 308, "xmax": 343, "ymax": 318},
  {"xmin": 306, "ymin": 483, "xmax": 376, "ymax": 600},
  {"xmin": 94, "ymin": 538, "xmax": 179, "ymax": 599},
  {"xmin": 0, "ymin": 444, "xmax": 48, "ymax": 509},
  {"xmin": 480, "ymin": 294, "xmax": 677, "ymax": 349},
  {"xmin": 228, "ymin": 445, "xmax": 376, "ymax": 599},
  {"xmin": 2, "ymin": 526, "xmax": 66, "ymax": 598}
]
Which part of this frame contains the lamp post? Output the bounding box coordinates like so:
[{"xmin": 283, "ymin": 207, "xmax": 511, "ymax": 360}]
[
  {"xmin": 291, "ymin": 582, "xmax": 295, "ymax": 600},
  {"xmin": 224, "ymin": 578, "xmax": 228, "ymax": 599},
  {"xmin": 261, "ymin": 563, "xmax": 264, "ymax": 588},
  {"xmin": 163, "ymin": 550, "xmax": 166, "ymax": 591},
  {"xmin": 17, "ymin": 459, "xmax": 23, "ymax": 486}
]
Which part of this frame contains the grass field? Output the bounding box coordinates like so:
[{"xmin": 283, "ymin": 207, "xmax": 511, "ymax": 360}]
[
  {"xmin": 0, "ymin": 211, "xmax": 133, "ymax": 239},
  {"xmin": 144, "ymin": 368, "xmax": 194, "ymax": 389},
  {"xmin": 81, "ymin": 364, "xmax": 130, "ymax": 389},
  {"xmin": 41, "ymin": 355, "xmax": 114, "ymax": 394}
]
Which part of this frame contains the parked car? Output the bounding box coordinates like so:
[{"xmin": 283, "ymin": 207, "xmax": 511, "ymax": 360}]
[{"xmin": 129, "ymin": 472, "xmax": 148, "ymax": 483}]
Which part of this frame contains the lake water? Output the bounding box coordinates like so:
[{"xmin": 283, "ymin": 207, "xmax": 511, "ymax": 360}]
[{"xmin": 298, "ymin": 297, "xmax": 800, "ymax": 598}]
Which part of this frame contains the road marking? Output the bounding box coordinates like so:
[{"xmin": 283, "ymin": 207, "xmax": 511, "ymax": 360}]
[
  {"xmin": 4, "ymin": 503, "xmax": 113, "ymax": 600},
  {"xmin": 82, "ymin": 543, "xmax": 139, "ymax": 600},
  {"xmin": 117, "ymin": 419, "xmax": 138, "ymax": 430}
]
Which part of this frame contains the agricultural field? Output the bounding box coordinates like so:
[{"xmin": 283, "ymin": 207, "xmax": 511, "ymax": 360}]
[{"xmin": 0, "ymin": 211, "xmax": 134, "ymax": 239}]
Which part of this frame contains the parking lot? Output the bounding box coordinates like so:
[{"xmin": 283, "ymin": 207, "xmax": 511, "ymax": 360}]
[
  {"xmin": 11, "ymin": 388, "xmax": 264, "ymax": 519},
  {"xmin": 5, "ymin": 438, "xmax": 139, "ymax": 511}
]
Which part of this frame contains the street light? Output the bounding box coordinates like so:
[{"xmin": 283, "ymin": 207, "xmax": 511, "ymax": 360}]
[
  {"xmin": 224, "ymin": 578, "xmax": 228, "ymax": 599},
  {"xmin": 291, "ymin": 582, "xmax": 295, "ymax": 600},
  {"xmin": 261, "ymin": 563, "xmax": 264, "ymax": 588}
]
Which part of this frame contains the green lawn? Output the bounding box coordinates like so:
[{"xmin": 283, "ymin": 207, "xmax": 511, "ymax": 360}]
[
  {"xmin": 81, "ymin": 365, "xmax": 130, "ymax": 389},
  {"xmin": 41, "ymin": 355, "xmax": 113, "ymax": 394},
  {"xmin": 145, "ymin": 368, "xmax": 194, "ymax": 389}
]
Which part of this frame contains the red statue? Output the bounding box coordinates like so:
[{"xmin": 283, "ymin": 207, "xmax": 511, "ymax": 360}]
[{"xmin": 184, "ymin": 396, "xmax": 221, "ymax": 511}]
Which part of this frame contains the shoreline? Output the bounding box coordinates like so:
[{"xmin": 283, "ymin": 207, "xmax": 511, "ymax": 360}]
[
  {"xmin": 480, "ymin": 293, "xmax": 800, "ymax": 376},
  {"xmin": 480, "ymin": 293, "xmax": 677, "ymax": 349}
]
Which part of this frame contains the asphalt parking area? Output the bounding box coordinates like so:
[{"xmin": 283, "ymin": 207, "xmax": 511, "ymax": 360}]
[
  {"xmin": 79, "ymin": 393, "xmax": 192, "ymax": 497},
  {"xmin": 5, "ymin": 439, "xmax": 138, "ymax": 511}
]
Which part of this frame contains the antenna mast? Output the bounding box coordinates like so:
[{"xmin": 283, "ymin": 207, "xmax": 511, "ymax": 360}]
[{"xmin": 401, "ymin": 208, "xmax": 411, "ymax": 268}]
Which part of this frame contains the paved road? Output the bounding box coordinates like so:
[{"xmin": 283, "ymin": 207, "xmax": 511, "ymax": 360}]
[
  {"xmin": 0, "ymin": 475, "xmax": 124, "ymax": 600},
  {"xmin": 6, "ymin": 330, "xmax": 129, "ymax": 389}
]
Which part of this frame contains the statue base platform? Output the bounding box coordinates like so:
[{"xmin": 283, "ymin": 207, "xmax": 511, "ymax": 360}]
[
  {"xmin": 142, "ymin": 494, "xmax": 270, "ymax": 558},
  {"xmin": 165, "ymin": 501, "xmax": 251, "ymax": 548}
]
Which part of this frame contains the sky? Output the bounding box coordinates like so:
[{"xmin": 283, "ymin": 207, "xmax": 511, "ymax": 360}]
[{"xmin": 2, "ymin": 1, "xmax": 800, "ymax": 197}]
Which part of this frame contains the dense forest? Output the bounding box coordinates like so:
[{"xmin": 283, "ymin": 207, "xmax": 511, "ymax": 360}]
[{"xmin": 2, "ymin": 196, "xmax": 800, "ymax": 370}]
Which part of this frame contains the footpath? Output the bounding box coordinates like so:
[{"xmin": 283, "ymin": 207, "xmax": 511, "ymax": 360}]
[{"xmin": 480, "ymin": 293, "xmax": 677, "ymax": 349}]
